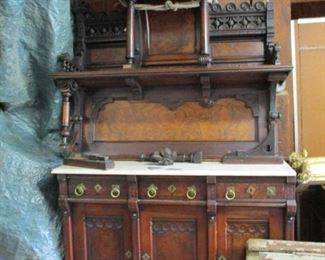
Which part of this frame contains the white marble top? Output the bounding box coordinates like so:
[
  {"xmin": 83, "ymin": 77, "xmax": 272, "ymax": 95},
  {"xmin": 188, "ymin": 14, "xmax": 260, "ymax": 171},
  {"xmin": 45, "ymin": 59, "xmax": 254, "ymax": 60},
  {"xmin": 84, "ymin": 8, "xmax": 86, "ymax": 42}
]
[{"xmin": 51, "ymin": 161, "xmax": 296, "ymax": 177}]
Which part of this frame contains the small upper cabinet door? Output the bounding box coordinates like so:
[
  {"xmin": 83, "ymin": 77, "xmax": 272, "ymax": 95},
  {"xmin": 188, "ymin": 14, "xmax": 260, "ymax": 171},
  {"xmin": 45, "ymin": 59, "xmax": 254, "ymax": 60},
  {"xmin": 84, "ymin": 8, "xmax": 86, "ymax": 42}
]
[
  {"xmin": 140, "ymin": 205, "xmax": 207, "ymax": 260},
  {"xmin": 72, "ymin": 204, "xmax": 132, "ymax": 260},
  {"xmin": 217, "ymin": 207, "xmax": 284, "ymax": 260},
  {"xmin": 139, "ymin": 6, "xmax": 200, "ymax": 66}
]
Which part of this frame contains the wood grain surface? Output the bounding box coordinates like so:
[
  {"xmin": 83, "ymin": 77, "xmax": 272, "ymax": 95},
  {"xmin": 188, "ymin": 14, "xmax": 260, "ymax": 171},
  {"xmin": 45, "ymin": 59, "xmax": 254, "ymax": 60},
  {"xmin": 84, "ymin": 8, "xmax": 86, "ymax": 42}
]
[{"xmin": 95, "ymin": 99, "xmax": 255, "ymax": 142}]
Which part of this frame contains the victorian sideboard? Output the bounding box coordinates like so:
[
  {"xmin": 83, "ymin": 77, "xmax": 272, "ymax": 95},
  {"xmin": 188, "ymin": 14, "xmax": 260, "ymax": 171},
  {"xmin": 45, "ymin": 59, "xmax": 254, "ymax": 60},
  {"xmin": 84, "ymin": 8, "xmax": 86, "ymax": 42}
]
[
  {"xmin": 53, "ymin": 162, "xmax": 296, "ymax": 260},
  {"xmin": 51, "ymin": 0, "xmax": 296, "ymax": 259}
]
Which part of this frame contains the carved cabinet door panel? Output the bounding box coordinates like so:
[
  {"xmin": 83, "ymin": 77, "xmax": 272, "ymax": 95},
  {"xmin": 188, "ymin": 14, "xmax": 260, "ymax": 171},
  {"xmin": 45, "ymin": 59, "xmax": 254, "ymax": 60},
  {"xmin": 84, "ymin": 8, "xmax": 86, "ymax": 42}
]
[
  {"xmin": 72, "ymin": 204, "xmax": 132, "ymax": 260},
  {"xmin": 139, "ymin": 205, "xmax": 208, "ymax": 260},
  {"xmin": 216, "ymin": 207, "xmax": 284, "ymax": 260}
]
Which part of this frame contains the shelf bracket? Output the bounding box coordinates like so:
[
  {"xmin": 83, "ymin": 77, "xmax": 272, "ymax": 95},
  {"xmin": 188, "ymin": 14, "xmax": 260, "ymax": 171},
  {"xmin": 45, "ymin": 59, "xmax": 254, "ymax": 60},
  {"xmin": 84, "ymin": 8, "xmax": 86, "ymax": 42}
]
[
  {"xmin": 125, "ymin": 77, "xmax": 143, "ymax": 100},
  {"xmin": 200, "ymin": 75, "xmax": 214, "ymax": 107}
]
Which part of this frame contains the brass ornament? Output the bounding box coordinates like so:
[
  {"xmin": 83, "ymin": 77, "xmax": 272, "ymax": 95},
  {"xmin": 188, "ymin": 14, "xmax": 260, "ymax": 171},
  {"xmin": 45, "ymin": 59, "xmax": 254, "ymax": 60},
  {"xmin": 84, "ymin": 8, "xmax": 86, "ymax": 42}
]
[
  {"xmin": 94, "ymin": 184, "xmax": 102, "ymax": 193},
  {"xmin": 142, "ymin": 253, "xmax": 151, "ymax": 260},
  {"xmin": 168, "ymin": 184, "xmax": 177, "ymax": 194},
  {"xmin": 266, "ymin": 186, "xmax": 276, "ymax": 197},
  {"xmin": 246, "ymin": 185, "xmax": 256, "ymax": 196},
  {"xmin": 125, "ymin": 250, "xmax": 132, "ymax": 259}
]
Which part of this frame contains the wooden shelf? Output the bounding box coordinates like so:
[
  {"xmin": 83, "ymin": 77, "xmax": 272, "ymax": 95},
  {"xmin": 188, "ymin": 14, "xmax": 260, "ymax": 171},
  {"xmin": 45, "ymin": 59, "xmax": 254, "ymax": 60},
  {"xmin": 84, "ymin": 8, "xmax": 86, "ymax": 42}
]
[{"xmin": 51, "ymin": 64, "xmax": 292, "ymax": 89}]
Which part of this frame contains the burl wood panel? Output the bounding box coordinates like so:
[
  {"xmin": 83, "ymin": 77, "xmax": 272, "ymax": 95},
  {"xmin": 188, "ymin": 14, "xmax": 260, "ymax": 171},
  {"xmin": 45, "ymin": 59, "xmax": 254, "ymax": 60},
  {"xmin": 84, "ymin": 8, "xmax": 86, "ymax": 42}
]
[
  {"xmin": 296, "ymin": 22, "xmax": 325, "ymax": 156},
  {"xmin": 95, "ymin": 99, "xmax": 255, "ymax": 142},
  {"xmin": 211, "ymin": 40, "xmax": 265, "ymax": 63},
  {"xmin": 88, "ymin": 47, "xmax": 126, "ymax": 67},
  {"xmin": 147, "ymin": 10, "xmax": 197, "ymax": 56},
  {"xmin": 141, "ymin": 0, "xmax": 199, "ymax": 65}
]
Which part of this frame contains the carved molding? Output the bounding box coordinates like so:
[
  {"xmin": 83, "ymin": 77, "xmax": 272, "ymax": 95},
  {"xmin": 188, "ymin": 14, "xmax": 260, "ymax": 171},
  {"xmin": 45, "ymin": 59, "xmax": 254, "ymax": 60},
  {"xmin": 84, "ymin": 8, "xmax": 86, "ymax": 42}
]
[
  {"xmin": 84, "ymin": 12, "xmax": 127, "ymax": 42},
  {"xmin": 71, "ymin": 1, "xmax": 127, "ymax": 69},
  {"xmin": 89, "ymin": 85, "xmax": 261, "ymax": 114},
  {"xmin": 86, "ymin": 217, "xmax": 123, "ymax": 230},
  {"xmin": 209, "ymin": 1, "xmax": 267, "ymax": 36},
  {"xmin": 219, "ymin": 93, "xmax": 260, "ymax": 118},
  {"xmin": 152, "ymin": 221, "xmax": 196, "ymax": 234},
  {"xmin": 226, "ymin": 221, "xmax": 269, "ymax": 235}
]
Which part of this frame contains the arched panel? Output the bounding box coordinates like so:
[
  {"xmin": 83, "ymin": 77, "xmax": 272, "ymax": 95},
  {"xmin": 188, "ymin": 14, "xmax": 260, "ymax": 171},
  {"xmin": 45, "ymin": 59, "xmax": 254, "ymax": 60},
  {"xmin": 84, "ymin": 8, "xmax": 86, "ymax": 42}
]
[{"xmin": 95, "ymin": 98, "xmax": 255, "ymax": 142}]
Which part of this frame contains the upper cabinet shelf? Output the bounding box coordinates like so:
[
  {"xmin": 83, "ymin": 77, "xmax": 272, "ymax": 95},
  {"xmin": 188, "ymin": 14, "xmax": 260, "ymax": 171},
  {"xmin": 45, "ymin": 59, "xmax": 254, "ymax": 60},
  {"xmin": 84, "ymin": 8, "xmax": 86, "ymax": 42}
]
[{"xmin": 66, "ymin": 0, "xmax": 280, "ymax": 71}]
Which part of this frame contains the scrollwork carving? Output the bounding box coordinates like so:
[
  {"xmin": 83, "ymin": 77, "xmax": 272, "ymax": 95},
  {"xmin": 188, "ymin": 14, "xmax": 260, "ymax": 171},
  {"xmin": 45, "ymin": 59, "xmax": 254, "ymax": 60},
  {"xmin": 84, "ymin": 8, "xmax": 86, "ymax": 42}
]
[
  {"xmin": 86, "ymin": 217, "xmax": 123, "ymax": 230},
  {"xmin": 227, "ymin": 221, "xmax": 269, "ymax": 235},
  {"xmin": 152, "ymin": 221, "xmax": 196, "ymax": 234},
  {"xmin": 209, "ymin": 1, "xmax": 266, "ymax": 13}
]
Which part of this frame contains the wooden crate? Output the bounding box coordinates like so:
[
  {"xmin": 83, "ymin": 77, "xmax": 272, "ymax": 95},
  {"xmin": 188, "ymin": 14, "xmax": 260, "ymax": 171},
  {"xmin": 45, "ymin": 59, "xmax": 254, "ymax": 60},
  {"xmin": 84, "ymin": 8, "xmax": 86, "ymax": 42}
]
[{"xmin": 246, "ymin": 239, "xmax": 325, "ymax": 260}]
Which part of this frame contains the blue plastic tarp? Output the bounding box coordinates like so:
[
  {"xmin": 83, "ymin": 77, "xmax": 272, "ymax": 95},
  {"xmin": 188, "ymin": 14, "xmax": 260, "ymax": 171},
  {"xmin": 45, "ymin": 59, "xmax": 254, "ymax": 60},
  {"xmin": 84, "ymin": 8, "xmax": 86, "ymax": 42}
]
[{"xmin": 0, "ymin": 1, "xmax": 73, "ymax": 259}]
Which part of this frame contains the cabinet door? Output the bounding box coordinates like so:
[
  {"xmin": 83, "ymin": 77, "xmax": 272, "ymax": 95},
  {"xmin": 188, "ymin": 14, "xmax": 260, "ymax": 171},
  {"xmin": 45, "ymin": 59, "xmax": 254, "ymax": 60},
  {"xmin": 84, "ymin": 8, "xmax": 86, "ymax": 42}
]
[
  {"xmin": 217, "ymin": 207, "xmax": 284, "ymax": 260},
  {"xmin": 140, "ymin": 206, "xmax": 207, "ymax": 260},
  {"xmin": 72, "ymin": 204, "xmax": 132, "ymax": 260}
]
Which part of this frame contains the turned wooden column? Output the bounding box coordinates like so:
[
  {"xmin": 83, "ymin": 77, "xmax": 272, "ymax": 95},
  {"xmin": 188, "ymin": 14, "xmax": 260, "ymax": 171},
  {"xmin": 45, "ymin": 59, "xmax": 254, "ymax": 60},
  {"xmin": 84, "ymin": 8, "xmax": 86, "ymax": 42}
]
[
  {"xmin": 199, "ymin": 0, "xmax": 211, "ymax": 66},
  {"xmin": 126, "ymin": 0, "xmax": 136, "ymax": 67},
  {"xmin": 60, "ymin": 83, "xmax": 72, "ymax": 148},
  {"xmin": 58, "ymin": 80, "xmax": 78, "ymax": 152}
]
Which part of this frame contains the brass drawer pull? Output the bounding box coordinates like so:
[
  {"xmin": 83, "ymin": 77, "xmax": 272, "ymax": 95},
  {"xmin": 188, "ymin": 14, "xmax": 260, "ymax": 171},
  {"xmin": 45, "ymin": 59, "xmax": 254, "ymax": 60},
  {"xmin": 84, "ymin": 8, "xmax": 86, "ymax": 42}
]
[
  {"xmin": 218, "ymin": 256, "xmax": 227, "ymax": 260},
  {"xmin": 225, "ymin": 187, "xmax": 236, "ymax": 201},
  {"xmin": 74, "ymin": 183, "xmax": 86, "ymax": 197},
  {"xmin": 186, "ymin": 185, "xmax": 197, "ymax": 200},
  {"xmin": 110, "ymin": 185, "xmax": 121, "ymax": 198},
  {"xmin": 147, "ymin": 184, "xmax": 158, "ymax": 198}
]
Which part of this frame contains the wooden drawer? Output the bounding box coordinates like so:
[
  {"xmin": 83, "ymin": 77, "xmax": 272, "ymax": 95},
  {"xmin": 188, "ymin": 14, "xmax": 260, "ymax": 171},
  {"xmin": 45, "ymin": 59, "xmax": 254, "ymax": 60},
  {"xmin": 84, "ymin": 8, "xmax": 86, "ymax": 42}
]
[
  {"xmin": 138, "ymin": 177, "xmax": 206, "ymax": 201},
  {"xmin": 216, "ymin": 182, "xmax": 286, "ymax": 201},
  {"xmin": 67, "ymin": 176, "xmax": 128, "ymax": 200}
]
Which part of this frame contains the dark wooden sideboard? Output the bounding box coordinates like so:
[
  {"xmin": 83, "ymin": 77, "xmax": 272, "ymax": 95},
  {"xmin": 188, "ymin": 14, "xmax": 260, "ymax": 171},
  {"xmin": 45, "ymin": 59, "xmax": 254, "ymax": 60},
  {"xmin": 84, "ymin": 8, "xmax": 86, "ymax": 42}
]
[
  {"xmin": 53, "ymin": 162, "xmax": 296, "ymax": 260},
  {"xmin": 51, "ymin": 0, "xmax": 296, "ymax": 259}
]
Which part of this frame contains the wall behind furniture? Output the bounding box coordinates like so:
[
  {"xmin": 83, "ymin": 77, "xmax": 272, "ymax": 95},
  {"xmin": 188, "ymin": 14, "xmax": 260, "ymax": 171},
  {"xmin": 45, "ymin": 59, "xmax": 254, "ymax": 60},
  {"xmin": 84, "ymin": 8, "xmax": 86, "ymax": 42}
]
[
  {"xmin": 0, "ymin": 1, "xmax": 72, "ymax": 259},
  {"xmin": 294, "ymin": 19, "xmax": 325, "ymax": 156}
]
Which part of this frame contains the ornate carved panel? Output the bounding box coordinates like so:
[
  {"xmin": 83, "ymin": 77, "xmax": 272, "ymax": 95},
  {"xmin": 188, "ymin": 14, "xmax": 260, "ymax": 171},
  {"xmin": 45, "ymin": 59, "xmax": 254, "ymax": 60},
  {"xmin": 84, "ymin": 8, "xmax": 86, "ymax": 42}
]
[
  {"xmin": 226, "ymin": 220, "xmax": 269, "ymax": 259},
  {"xmin": 209, "ymin": 2, "xmax": 267, "ymax": 37},
  {"xmin": 226, "ymin": 221, "xmax": 269, "ymax": 235},
  {"xmin": 85, "ymin": 216, "xmax": 124, "ymax": 259},
  {"xmin": 86, "ymin": 216, "xmax": 123, "ymax": 230},
  {"xmin": 209, "ymin": 1, "xmax": 277, "ymax": 64},
  {"xmin": 152, "ymin": 220, "xmax": 197, "ymax": 260}
]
